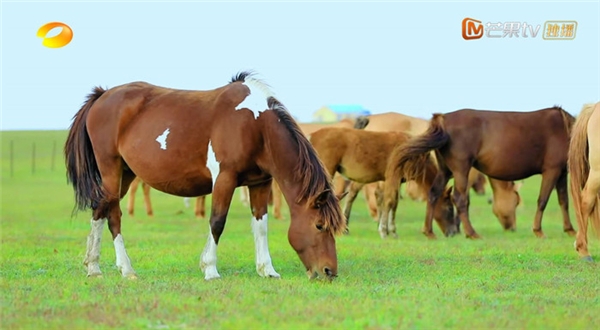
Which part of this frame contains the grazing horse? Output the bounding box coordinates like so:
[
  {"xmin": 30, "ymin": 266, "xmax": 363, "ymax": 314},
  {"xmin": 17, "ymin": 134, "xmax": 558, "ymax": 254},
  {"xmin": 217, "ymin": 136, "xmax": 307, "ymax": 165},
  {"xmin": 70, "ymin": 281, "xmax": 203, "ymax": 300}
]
[
  {"xmin": 64, "ymin": 72, "xmax": 346, "ymax": 280},
  {"xmin": 394, "ymin": 107, "xmax": 575, "ymax": 239},
  {"xmin": 358, "ymin": 112, "xmax": 520, "ymax": 228},
  {"xmin": 569, "ymin": 102, "xmax": 600, "ymax": 260},
  {"xmin": 127, "ymin": 177, "xmax": 207, "ymax": 218},
  {"xmin": 309, "ymin": 127, "xmax": 456, "ymax": 238}
]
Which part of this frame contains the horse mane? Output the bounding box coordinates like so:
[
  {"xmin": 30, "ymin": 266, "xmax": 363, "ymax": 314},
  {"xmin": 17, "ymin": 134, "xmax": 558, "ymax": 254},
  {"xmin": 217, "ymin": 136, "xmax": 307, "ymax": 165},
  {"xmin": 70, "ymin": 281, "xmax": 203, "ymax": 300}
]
[
  {"xmin": 231, "ymin": 71, "xmax": 346, "ymax": 235},
  {"xmin": 553, "ymin": 105, "xmax": 576, "ymax": 136}
]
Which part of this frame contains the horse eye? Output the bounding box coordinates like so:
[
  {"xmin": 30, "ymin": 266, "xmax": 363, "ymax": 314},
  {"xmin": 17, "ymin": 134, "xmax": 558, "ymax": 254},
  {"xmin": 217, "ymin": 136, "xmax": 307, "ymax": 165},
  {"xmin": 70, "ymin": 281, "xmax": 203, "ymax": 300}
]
[{"xmin": 316, "ymin": 224, "xmax": 324, "ymax": 231}]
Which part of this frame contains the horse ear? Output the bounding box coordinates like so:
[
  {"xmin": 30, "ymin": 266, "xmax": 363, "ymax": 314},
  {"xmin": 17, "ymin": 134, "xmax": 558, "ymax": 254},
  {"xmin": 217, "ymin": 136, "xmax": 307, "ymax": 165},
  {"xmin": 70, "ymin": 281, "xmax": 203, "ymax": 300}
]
[{"xmin": 314, "ymin": 189, "xmax": 331, "ymax": 209}]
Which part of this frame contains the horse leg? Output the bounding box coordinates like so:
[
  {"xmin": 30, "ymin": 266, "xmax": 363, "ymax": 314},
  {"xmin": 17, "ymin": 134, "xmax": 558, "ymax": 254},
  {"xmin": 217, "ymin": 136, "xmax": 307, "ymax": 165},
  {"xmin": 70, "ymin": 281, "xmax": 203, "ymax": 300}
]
[
  {"xmin": 379, "ymin": 179, "xmax": 399, "ymax": 239},
  {"xmin": 248, "ymin": 180, "xmax": 281, "ymax": 278},
  {"xmin": 423, "ymin": 173, "xmax": 450, "ymax": 239},
  {"xmin": 532, "ymin": 170, "xmax": 561, "ymax": 238},
  {"xmin": 575, "ymin": 169, "xmax": 600, "ymax": 259},
  {"xmin": 141, "ymin": 181, "xmax": 153, "ymax": 217},
  {"xmin": 127, "ymin": 178, "xmax": 139, "ymax": 217},
  {"xmin": 452, "ymin": 168, "xmax": 479, "ymax": 239},
  {"xmin": 272, "ymin": 180, "xmax": 283, "ymax": 220},
  {"xmin": 363, "ymin": 182, "xmax": 379, "ymax": 221},
  {"xmin": 556, "ymin": 170, "xmax": 575, "ymax": 236},
  {"xmin": 386, "ymin": 183, "xmax": 400, "ymax": 239},
  {"xmin": 195, "ymin": 196, "xmax": 206, "ymax": 218},
  {"xmin": 83, "ymin": 217, "xmax": 106, "ymax": 277},
  {"xmin": 240, "ymin": 186, "xmax": 250, "ymax": 207},
  {"xmin": 95, "ymin": 167, "xmax": 137, "ymax": 279},
  {"xmin": 343, "ymin": 181, "xmax": 365, "ymax": 230},
  {"xmin": 200, "ymin": 171, "xmax": 237, "ymax": 280}
]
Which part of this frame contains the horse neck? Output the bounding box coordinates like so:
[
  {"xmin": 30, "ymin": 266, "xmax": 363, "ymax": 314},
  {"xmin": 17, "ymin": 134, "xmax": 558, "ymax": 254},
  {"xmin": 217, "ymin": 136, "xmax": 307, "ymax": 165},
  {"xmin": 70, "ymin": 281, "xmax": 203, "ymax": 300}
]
[{"xmin": 259, "ymin": 117, "xmax": 312, "ymax": 215}]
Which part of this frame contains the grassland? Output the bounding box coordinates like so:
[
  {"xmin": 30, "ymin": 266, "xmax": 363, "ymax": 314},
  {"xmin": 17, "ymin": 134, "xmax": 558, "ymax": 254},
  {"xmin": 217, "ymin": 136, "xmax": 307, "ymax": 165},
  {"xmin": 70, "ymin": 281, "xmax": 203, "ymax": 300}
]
[{"xmin": 1, "ymin": 130, "xmax": 598, "ymax": 329}]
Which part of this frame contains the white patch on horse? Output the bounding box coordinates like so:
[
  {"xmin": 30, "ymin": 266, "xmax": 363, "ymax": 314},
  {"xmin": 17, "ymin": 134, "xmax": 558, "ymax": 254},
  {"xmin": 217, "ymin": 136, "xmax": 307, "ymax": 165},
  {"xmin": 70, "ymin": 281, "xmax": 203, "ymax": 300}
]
[
  {"xmin": 251, "ymin": 215, "xmax": 280, "ymax": 278},
  {"xmin": 206, "ymin": 141, "xmax": 220, "ymax": 187},
  {"xmin": 155, "ymin": 128, "xmax": 170, "ymax": 150},
  {"xmin": 200, "ymin": 227, "xmax": 220, "ymax": 280},
  {"xmin": 235, "ymin": 78, "xmax": 275, "ymax": 119},
  {"xmin": 113, "ymin": 234, "xmax": 136, "ymax": 278}
]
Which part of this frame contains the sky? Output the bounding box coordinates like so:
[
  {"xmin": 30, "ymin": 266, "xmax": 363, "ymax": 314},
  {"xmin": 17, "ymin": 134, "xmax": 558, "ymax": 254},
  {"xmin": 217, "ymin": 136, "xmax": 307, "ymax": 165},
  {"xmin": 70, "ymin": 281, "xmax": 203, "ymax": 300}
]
[{"xmin": 1, "ymin": 0, "xmax": 599, "ymax": 130}]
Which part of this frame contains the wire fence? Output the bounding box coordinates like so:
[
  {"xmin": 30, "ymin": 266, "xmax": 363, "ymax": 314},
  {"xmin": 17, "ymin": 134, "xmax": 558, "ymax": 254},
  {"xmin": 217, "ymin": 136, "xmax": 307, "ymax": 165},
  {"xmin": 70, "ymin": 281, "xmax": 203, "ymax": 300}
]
[{"xmin": 7, "ymin": 139, "xmax": 59, "ymax": 177}]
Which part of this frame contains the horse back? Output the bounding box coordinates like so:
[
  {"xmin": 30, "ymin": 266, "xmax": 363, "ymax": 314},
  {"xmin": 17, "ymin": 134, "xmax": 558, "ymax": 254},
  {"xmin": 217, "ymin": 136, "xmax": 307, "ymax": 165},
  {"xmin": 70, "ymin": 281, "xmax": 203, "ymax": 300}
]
[
  {"xmin": 442, "ymin": 107, "xmax": 572, "ymax": 179},
  {"xmin": 84, "ymin": 81, "xmax": 265, "ymax": 196}
]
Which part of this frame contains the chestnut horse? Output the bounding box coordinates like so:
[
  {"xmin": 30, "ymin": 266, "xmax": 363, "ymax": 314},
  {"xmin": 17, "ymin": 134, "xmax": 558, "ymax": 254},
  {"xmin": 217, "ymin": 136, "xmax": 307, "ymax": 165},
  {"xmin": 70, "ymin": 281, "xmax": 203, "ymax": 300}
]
[
  {"xmin": 394, "ymin": 106, "xmax": 575, "ymax": 239},
  {"xmin": 127, "ymin": 177, "xmax": 206, "ymax": 218},
  {"xmin": 64, "ymin": 72, "xmax": 346, "ymax": 280},
  {"xmin": 569, "ymin": 102, "xmax": 600, "ymax": 260},
  {"xmin": 309, "ymin": 127, "xmax": 456, "ymax": 238}
]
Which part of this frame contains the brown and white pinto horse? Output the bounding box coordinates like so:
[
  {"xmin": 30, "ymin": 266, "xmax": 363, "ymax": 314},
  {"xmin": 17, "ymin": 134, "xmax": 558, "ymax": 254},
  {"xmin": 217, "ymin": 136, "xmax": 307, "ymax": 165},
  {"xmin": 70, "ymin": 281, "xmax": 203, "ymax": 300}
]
[
  {"xmin": 309, "ymin": 127, "xmax": 456, "ymax": 238},
  {"xmin": 569, "ymin": 102, "xmax": 600, "ymax": 260},
  {"xmin": 127, "ymin": 177, "xmax": 207, "ymax": 218},
  {"xmin": 394, "ymin": 107, "xmax": 575, "ymax": 239},
  {"xmin": 64, "ymin": 72, "xmax": 346, "ymax": 280}
]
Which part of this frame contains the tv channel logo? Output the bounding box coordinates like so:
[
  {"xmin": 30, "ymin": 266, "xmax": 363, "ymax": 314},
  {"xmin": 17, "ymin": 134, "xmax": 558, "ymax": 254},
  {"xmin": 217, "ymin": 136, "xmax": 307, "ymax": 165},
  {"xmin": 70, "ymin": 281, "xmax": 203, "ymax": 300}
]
[
  {"xmin": 462, "ymin": 18, "xmax": 484, "ymax": 40},
  {"xmin": 37, "ymin": 22, "xmax": 73, "ymax": 48}
]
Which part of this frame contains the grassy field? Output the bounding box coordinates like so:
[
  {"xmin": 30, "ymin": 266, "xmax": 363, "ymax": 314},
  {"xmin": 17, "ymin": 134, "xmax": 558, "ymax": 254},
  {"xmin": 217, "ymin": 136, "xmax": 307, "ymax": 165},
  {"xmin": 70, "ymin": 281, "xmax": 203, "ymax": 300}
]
[{"xmin": 1, "ymin": 130, "xmax": 598, "ymax": 329}]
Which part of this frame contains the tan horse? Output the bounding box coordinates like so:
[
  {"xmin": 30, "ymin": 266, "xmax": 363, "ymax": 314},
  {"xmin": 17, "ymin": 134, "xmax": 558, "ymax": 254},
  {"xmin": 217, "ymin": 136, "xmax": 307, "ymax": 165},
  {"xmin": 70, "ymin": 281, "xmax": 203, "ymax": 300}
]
[
  {"xmin": 127, "ymin": 177, "xmax": 207, "ymax": 218},
  {"xmin": 569, "ymin": 102, "xmax": 600, "ymax": 260},
  {"xmin": 260, "ymin": 118, "xmax": 360, "ymax": 220},
  {"xmin": 64, "ymin": 72, "xmax": 346, "ymax": 280},
  {"xmin": 358, "ymin": 112, "xmax": 521, "ymax": 230},
  {"xmin": 310, "ymin": 127, "xmax": 456, "ymax": 238}
]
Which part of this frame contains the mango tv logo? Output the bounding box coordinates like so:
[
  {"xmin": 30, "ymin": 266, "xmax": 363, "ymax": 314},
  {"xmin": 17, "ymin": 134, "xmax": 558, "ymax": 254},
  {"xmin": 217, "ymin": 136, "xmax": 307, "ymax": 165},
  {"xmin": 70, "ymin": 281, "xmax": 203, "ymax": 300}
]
[
  {"xmin": 37, "ymin": 22, "xmax": 73, "ymax": 48},
  {"xmin": 462, "ymin": 18, "xmax": 484, "ymax": 40}
]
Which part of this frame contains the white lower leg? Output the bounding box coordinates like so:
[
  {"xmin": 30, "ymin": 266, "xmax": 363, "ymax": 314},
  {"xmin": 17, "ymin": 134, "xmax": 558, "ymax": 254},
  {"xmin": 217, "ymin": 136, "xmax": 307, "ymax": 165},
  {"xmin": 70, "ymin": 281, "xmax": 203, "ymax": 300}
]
[
  {"xmin": 113, "ymin": 234, "xmax": 137, "ymax": 278},
  {"xmin": 83, "ymin": 218, "xmax": 105, "ymax": 277},
  {"xmin": 252, "ymin": 215, "xmax": 280, "ymax": 278},
  {"xmin": 200, "ymin": 226, "xmax": 220, "ymax": 280},
  {"xmin": 387, "ymin": 210, "xmax": 398, "ymax": 238},
  {"xmin": 378, "ymin": 212, "xmax": 388, "ymax": 238}
]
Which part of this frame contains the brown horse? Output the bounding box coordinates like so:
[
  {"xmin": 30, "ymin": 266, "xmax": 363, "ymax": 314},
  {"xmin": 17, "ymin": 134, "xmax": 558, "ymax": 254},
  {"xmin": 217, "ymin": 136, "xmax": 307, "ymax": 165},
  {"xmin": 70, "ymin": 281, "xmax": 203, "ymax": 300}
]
[
  {"xmin": 64, "ymin": 72, "xmax": 346, "ymax": 280},
  {"xmin": 394, "ymin": 106, "xmax": 575, "ymax": 239},
  {"xmin": 127, "ymin": 177, "xmax": 207, "ymax": 218},
  {"xmin": 309, "ymin": 127, "xmax": 456, "ymax": 238},
  {"xmin": 569, "ymin": 102, "xmax": 600, "ymax": 260}
]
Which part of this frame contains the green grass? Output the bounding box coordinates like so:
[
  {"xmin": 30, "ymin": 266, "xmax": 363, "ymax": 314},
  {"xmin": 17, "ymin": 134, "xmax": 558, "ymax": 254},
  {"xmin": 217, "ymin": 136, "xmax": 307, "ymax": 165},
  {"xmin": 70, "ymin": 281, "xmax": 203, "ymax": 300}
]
[{"xmin": 1, "ymin": 130, "xmax": 598, "ymax": 329}]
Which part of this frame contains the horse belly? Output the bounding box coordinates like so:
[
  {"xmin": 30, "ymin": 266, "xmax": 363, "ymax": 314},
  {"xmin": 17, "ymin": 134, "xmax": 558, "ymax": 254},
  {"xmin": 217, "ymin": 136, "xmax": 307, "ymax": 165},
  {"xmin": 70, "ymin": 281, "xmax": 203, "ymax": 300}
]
[{"xmin": 148, "ymin": 175, "xmax": 213, "ymax": 197}]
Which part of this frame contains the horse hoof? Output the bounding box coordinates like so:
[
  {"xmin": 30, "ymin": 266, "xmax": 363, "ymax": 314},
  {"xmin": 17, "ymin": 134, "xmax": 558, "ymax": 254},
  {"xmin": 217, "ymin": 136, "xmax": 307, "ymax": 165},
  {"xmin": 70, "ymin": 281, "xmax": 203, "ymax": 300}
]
[
  {"xmin": 581, "ymin": 256, "xmax": 594, "ymax": 262},
  {"xmin": 86, "ymin": 273, "xmax": 103, "ymax": 278},
  {"xmin": 467, "ymin": 233, "xmax": 481, "ymax": 239},
  {"xmin": 533, "ymin": 230, "xmax": 545, "ymax": 238},
  {"xmin": 565, "ymin": 229, "xmax": 577, "ymax": 237},
  {"xmin": 423, "ymin": 233, "xmax": 437, "ymax": 240},
  {"xmin": 125, "ymin": 274, "xmax": 138, "ymax": 280}
]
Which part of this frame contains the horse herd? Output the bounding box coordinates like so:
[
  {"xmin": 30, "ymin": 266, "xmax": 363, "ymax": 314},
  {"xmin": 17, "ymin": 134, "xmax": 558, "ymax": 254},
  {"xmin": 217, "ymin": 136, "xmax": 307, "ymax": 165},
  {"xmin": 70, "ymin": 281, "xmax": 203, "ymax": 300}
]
[{"xmin": 64, "ymin": 71, "xmax": 600, "ymax": 280}]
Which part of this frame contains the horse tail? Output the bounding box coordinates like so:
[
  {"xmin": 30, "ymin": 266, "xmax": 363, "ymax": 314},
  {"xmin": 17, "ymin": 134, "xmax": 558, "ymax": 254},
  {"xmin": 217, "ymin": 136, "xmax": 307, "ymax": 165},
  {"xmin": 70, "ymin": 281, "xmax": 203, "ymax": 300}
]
[
  {"xmin": 388, "ymin": 114, "xmax": 449, "ymax": 183},
  {"xmin": 353, "ymin": 116, "xmax": 370, "ymax": 130},
  {"xmin": 64, "ymin": 87, "xmax": 106, "ymax": 213},
  {"xmin": 568, "ymin": 103, "xmax": 600, "ymax": 239}
]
